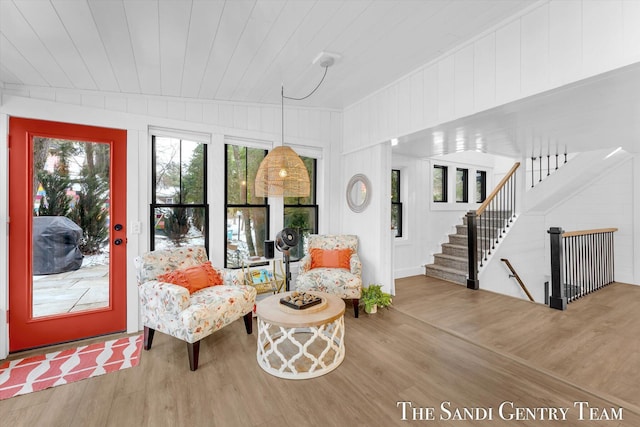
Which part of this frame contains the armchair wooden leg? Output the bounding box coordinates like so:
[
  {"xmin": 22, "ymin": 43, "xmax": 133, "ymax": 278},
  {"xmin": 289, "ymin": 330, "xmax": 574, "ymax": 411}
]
[
  {"xmin": 352, "ymin": 299, "xmax": 359, "ymax": 318},
  {"xmin": 144, "ymin": 326, "xmax": 155, "ymax": 350},
  {"xmin": 243, "ymin": 312, "xmax": 253, "ymax": 334},
  {"xmin": 187, "ymin": 341, "xmax": 200, "ymax": 371}
]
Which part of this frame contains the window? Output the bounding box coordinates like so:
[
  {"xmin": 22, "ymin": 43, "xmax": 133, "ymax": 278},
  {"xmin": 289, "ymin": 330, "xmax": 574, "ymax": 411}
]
[
  {"xmin": 456, "ymin": 168, "xmax": 468, "ymax": 203},
  {"xmin": 391, "ymin": 169, "xmax": 402, "ymax": 237},
  {"xmin": 433, "ymin": 165, "xmax": 447, "ymax": 202},
  {"xmin": 476, "ymin": 170, "xmax": 487, "ymax": 203},
  {"xmin": 151, "ymin": 136, "xmax": 208, "ymax": 252},
  {"xmin": 284, "ymin": 156, "xmax": 318, "ymax": 261},
  {"xmin": 225, "ymin": 144, "xmax": 269, "ymax": 268}
]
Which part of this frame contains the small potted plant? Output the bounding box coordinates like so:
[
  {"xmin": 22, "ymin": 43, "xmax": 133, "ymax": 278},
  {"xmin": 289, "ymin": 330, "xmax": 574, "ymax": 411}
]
[{"xmin": 360, "ymin": 284, "xmax": 392, "ymax": 314}]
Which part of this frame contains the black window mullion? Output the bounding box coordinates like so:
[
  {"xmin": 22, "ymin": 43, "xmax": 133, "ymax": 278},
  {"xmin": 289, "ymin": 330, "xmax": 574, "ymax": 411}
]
[
  {"xmin": 225, "ymin": 144, "xmax": 269, "ymax": 268},
  {"xmin": 151, "ymin": 136, "xmax": 208, "ymax": 252}
]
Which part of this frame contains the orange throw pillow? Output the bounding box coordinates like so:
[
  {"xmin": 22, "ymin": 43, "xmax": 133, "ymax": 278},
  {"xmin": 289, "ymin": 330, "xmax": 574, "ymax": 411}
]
[
  {"xmin": 310, "ymin": 248, "xmax": 352, "ymax": 270},
  {"xmin": 157, "ymin": 261, "xmax": 223, "ymax": 294}
]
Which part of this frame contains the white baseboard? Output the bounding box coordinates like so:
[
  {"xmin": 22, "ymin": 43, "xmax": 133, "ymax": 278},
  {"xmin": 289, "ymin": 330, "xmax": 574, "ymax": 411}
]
[{"xmin": 394, "ymin": 266, "xmax": 424, "ymax": 279}]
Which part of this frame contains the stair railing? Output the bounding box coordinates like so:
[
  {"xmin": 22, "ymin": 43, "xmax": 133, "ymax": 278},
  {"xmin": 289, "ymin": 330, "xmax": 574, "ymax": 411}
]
[
  {"xmin": 547, "ymin": 227, "xmax": 617, "ymax": 310},
  {"xmin": 500, "ymin": 258, "xmax": 534, "ymax": 302},
  {"xmin": 467, "ymin": 162, "xmax": 520, "ymax": 290},
  {"xmin": 529, "ymin": 149, "xmax": 568, "ymax": 188}
]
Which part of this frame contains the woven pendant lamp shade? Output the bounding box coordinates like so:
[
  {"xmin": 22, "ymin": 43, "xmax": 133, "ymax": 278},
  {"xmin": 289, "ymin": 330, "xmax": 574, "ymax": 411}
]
[{"xmin": 255, "ymin": 146, "xmax": 310, "ymax": 197}]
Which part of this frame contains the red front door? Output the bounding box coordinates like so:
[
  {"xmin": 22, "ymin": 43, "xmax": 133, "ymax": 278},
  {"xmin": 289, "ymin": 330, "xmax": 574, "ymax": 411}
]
[{"xmin": 8, "ymin": 117, "xmax": 127, "ymax": 352}]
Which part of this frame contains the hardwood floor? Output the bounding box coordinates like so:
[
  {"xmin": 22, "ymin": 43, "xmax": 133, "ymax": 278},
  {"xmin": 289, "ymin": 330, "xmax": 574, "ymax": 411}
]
[
  {"xmin": 2, "ymin": 277, "xmax": 639, "ymax": 426},
  {"xmin": 393, "ymin": 276, "xmax": 640, "ymax": 415}
]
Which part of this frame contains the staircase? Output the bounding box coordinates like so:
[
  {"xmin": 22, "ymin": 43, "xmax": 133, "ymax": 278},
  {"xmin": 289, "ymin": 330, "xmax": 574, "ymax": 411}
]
[{"xmin": 425, "ymin": 213, "xmax": 508, "ymax": 285}]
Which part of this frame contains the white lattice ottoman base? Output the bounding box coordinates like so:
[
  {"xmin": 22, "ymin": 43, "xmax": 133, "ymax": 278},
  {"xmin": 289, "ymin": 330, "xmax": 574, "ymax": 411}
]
[{"xmin": 255, "ymin": 291, "xmax": 346, "ymax": 380}]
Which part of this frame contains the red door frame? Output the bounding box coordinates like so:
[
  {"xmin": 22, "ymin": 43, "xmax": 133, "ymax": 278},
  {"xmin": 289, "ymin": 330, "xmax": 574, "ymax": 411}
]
[{"xmin": 8, "ymin": 117, "xmax": 127, "ymax": 352}]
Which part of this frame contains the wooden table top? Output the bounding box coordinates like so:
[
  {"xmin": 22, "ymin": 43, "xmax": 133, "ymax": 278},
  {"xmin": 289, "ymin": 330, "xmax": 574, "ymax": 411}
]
[{"xmin": 256, "ymin": 291, "xmax": 345, "ymax": 328}]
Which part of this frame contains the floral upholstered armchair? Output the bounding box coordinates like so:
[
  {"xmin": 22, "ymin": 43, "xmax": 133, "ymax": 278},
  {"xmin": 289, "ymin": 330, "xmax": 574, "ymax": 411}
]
[
  {"xmin": 295, "ymin": 234, "xmax": 363, "ymax": 318},
  {"xmin": 134, "ymin": 246, "xmax": 256, "ymax": 371}
]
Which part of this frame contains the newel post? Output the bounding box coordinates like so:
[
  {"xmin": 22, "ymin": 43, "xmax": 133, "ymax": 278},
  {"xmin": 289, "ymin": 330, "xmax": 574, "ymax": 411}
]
[
  {"xmin": 548, "ymin": 227, "xmax": 567, "ymax": 310},
  {"xmin": 466, "ymin": 211, "xmax": 479, "ymax": 290}
]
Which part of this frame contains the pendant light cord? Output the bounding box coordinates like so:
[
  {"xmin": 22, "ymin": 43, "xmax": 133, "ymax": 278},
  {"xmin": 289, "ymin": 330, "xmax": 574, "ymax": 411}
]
[
  {"xmin": 281, "ymin": 63, "xmax": 331, "ymax": 143},
  {"xmin": 282, "ymin": 64, "xmax": 330, "ymax": 101}
]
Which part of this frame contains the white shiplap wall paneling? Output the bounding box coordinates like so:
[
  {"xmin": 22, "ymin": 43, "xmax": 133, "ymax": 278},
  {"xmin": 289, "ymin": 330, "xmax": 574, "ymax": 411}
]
[
  {"xmin": 582, "ymin": 0, "xmax": 624, "ymax": 77},
  {"xmin": 437, "ymin": 55, "xmax": 455, "ymax": 123},
  {"xmin": 548, "ymin": 0, "xmax": 582, "ymax": 88},
  {"xmin": 454, "ymin": 44, "xmax": 475, "ymax": 119},
  {"xmin": 409, "ymin": 72, "xmax": 424, "ymax": 134},
  {"xmin": 521, "ymin": 2, "xmax": 550, "ymax": 97},
  {"xmin": 474, "ymin": 32, "xmax": 496, "ymax": 112},
  {"xmin": 397, "ymin": 77, "xmax": 411, "ymax": 137},
  {"xmin": 495, "ymin": 19, "xmax": 521, "ymax": 105},
  {"xmin": 622, "ymin": 0, "xmax": 640, "ymax": 61},
  {"xmin": 388, "ymin": 84, "xmax": 399, "ymax": 142},
  {"xmin": 423, "ymin": 64, "xmax": 438, "ymax": 130}
]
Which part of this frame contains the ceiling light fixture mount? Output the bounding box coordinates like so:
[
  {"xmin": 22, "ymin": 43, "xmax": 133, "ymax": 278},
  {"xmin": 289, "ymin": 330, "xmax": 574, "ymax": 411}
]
[{"xmin": 312, "ymin": 51, "xmax": 341, "ymax": 68}]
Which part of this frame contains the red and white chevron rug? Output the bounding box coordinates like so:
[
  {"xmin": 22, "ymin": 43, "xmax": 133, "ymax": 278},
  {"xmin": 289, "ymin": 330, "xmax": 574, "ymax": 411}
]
[{"xmin": 0, "ymin": 334, "xmax": 142, "ymax": 400}]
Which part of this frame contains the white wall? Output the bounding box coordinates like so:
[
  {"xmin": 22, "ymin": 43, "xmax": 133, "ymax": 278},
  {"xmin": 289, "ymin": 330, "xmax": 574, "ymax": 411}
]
[
  {"xmin": 341, "ymin": 143, "xmax": 393, "ymax": 295},
  {"xmin": 344, "ymin": 0, "xmax": 640, "ymax": 151},
  {"xmin": 0, "ymin": 91, "xmax": 341, "ymax": 358},
  {"xmin": 390, "ymin": 154, "xmax": 429, "ymax": 279},
  {"xmin": 480, "ymin": 155, "xmax": 637, "ymax": 303}
]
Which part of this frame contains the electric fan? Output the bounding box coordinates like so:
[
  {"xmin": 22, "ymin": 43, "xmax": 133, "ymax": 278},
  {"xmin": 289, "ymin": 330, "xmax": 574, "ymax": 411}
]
[{"xmin": 275, "ymin": 228, "xmax": 298, "ymax": 291}]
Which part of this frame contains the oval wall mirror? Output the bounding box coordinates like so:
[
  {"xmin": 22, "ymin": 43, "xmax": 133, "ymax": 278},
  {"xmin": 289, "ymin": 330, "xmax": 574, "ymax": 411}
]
[{"xmin": 346, "ymin": 174, "xmax": 371, "ymax": 213}]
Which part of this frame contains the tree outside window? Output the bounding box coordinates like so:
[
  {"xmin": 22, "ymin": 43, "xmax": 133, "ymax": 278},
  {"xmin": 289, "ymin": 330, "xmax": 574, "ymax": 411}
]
[
  {"xmin": 391, "ymin": 169, "xmax": 402, "ymax": 237},
  {"xmin": 225, "ymin": 144, "xmax": 268, "ymax": 268},
  {"xmin": 476, "ymin": 170, "xmax": 487, "ymax": 203},
  {"xmin": 33, "ymin": 137, "xmax": 110, "ymax": 255},
  {"xmin": 433, "ymin": 165, "xmax": 447, "ymax": 202},
  {"xmin": 284, "ymin": 156, "xmax": 318, "ymax": 261},
  {"xmin": 456, "ymin": 168, "xmax": 468, "ymax": 203},
  {"xmin": 151, "ymin": 136, "xmax": 208, "ymax": 252}
]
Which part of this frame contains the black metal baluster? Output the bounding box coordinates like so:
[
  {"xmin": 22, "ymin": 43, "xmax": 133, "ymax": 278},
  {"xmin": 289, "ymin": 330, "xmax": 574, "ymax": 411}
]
[
  {"xmin": 531, "ymin": 157, "xmax": 536, "ymax": 187},
  {"xmin": 511, "ymin": 173, "xmax": 516, "ymax": 222},
  {"xmin": 585, "ymin": 233, "xmax": 596, "ymax": 292},
  {"xmin": 479, "ymin": 213, "xmax": 484, "ymax": 267},
  {"xmin": 596, "ymin": 233, "xmax": 600, "ymax": 290},
  {"xmin": 539, "ymin": 154, "xmax": 542, "ymax": 183},
  {"xmin": 599, "ymin": 233, "xmax": 604, "ymax": 289},
  {"xmin": 609, "ymin": 232, "xmax": 614, "ymax": 284},
  {"xmin": 484, "ymin": 213, "xmax": 487, "ymax": 265},
  {"xmin": 500, "ymin": 185, "xmax": 504, "ymax": 237},
  {"xmin": 571, "ymin": 236, "xmax": 576, "ymax": 300},
  {"xmin": 563, "ymin": 238, "xmax": 568, "ymax": 301},
  {"xmin": 547, "ymin": 154, "xmax": 550, "ymax": 176}
]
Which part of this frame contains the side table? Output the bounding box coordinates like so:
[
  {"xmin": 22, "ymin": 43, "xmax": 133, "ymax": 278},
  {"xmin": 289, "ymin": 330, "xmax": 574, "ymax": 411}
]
[{"xmin": 256, "ymin": 291, "xmax": 345, "ymax": 379}]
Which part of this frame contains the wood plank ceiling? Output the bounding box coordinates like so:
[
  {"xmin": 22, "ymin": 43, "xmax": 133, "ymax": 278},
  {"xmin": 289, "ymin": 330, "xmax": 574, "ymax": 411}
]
[{"xmin": 0, "ymin": 0, "xmax": 533, "ymax": 109}]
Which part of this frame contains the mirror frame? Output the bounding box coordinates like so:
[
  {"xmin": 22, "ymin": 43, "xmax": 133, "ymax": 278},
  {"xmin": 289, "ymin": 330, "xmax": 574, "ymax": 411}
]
[{"xmin": 346, "ymin": 173, "xmax": 371, "ymax": 213}]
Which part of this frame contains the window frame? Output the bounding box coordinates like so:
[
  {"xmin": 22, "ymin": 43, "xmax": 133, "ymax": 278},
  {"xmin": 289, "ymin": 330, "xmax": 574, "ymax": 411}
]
[
  {"xmin": 224, "ymin": 143, "xmax": 269, "ymax": 268},
  {"xmin": 433, "ymin": 165, "xmax": 448, "ymax": 203},
  {"xmin": 391, "ymin": 169, "xmax": 403, "ymax": 238},
  {"xmin": 283, "ymin": 155, "xmax": 318, "ymax": 262},
  {"xmin": 150, "ymin": 135, "xmax": 209, "ymax": 253},
  {"xmin": 456, "ymin": 168, "xmax": 469, "ymax": 203},
  {"xmin": 476, "ymin": 170, "xmax": 487, "ymax": 203}
]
